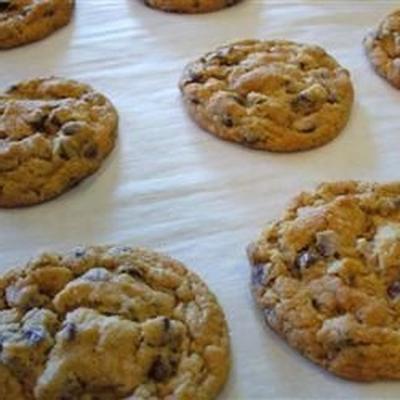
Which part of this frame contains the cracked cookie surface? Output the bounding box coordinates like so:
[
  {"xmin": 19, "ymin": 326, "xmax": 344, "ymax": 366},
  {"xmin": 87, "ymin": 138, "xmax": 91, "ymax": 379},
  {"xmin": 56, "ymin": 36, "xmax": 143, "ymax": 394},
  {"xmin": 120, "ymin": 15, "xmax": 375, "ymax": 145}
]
[
  {"xmin": 248, "ymin": 181, "xmax": 400, "ymax": 381},
  {"xmin": 0, "ymin": 77, "xmax": 118, "ymax": 207},
  {"xmin": 143, "ymin": 0, "xmax": 240, "ymax": 14},
  {"xmin": 364, "ymin": 9, "xmax": 400, "ymax": 88},
  {"xmin": 0, "ymin": 246, "xmax": 230, "ymax": 399},
  {"xmin": 180, "ymin": 40, "xmax": 354, "ymax": 152},
  {"xmin": 0, "ymin": 0, "xmax": 74, "ymax": 49}
]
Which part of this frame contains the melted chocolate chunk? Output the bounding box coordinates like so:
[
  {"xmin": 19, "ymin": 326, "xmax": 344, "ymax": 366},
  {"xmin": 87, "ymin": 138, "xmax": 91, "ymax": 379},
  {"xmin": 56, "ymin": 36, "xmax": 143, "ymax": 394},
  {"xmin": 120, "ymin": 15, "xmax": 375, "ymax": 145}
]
[
  {"xmin": 23, "ymin": 327, "xmax": 45, "ymax": 345},
  {"xmin": 291, "ymin": 94, "xmax": 316, "ymax": 114},
  {"xmin": 63, "ymin": 323, "xmax": 77, "ymax": 341},
  {"xmin": 149, "ymin": 357, "xmax": 172, "ymax": 381},
  {"xmin": 388, "ymin": 281, "xmax": 400, "ymax": 299}
]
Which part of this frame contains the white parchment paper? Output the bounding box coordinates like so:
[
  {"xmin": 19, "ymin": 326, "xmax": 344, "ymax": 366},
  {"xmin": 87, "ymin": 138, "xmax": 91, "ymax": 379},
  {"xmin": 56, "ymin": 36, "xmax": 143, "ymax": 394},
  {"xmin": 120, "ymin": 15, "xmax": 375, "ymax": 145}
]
[{"xmin": 1, "ymin": 1, "xmax": 400, "ymax": 398}]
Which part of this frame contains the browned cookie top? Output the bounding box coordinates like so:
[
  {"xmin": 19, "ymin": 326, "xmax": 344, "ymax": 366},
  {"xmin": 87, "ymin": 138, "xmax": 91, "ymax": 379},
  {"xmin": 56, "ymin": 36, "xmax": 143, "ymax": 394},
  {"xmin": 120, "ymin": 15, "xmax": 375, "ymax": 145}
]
[
  {"xmin": 143, "ymin": 0, "xmax": 240, "ymax": 14},
  {"xmin": 180, "ymin": 40, "xmax": 354, "ymax": 152},
  {"xmin": 0, "ymin": 0, "xmax": 74, "ymax": 49},
  {"xmin": 0, "ymin": 77, "xmax": 118, "ymax": 207},
  {"xmin": 249, "ymin": 181, "xmax": 400, "ymax": 381},
  {"xmin": 364, "ymin": 9, "xmax": 400, "ymax": 88},
  {"xmin": 0, "ymin": 246, "xmax": 230, "ymax": 399}
]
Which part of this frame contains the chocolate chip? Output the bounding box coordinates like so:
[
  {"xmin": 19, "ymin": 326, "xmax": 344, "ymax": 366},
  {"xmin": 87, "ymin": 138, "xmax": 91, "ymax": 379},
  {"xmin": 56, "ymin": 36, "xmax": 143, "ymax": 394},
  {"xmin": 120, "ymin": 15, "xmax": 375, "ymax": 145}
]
[
  {"xmin": 190, "ymin": 98, "xmax": 201, "ymax": 105},
  {"xmin": 149, "ymin": 357, "xmax": 172, "ymax": 381},
  {"xmin": 117, "ymin": 265, "xmax": 143, "ymax": 279},
  {"xmin": 44, "ymin": 7, "xmax": 55, "ymax": 17},
  {"xmin": 0, "ymin": 0, "xmax": 11, "ymax": 12},
  {"xmin": 163, "ymin": 317, "xmax": 171, "ymax": 331},
  {"xmin": 49, "ymin": 114, "xmax": 62, "ymax": 128},
  {"xmin": 23, "ymin": 328, "xmax": 45, "ymax": 346},
  {"xmin": 7, "ymin": 84, "xmax": 18, "ymax": 93},
  {"xmin": 83, "ymin": 143, "xmax": 98, "ymax": 159},
  {"xmin": 251, "ymin": 264, "xmax": 265, "ymax": 285},
  {"xmin": 25, "ymin": 112, "xmax": 47, "ymax": 132},
  {"xmin": 187, "ymin": 70, "xmax": 204, "ymax": 84},
  {"xmin": 327, "ymin": 92, "xmax": 338, "ymax": 104},
  {"xmin": 388, "ymin": 281, "xmax": 400, "ymax": 299},
  {"xmin": 74, "ymin": 248, "xmax": 86, "ymax": 258},
  {"xmin": 295, "ymin": 249, "xmax": 319, "ymax": 270},
  {"xmin": 291, "ymin": 94, "xmax": 315, "ymax": 114},
  {"xmin": 311, "ymin": 298, "xmax": 320, "ymax": 311},
  {"xmin": 63, "ymin": 323, "xmax": 77, "ymax": 341},
  {"xmin": 222, "ymin": 115, "xmax": 234, "ymax": 127},
  {"xmin": 299, "ymin": 62, "xmax": 307, "ymax": 70},
  {"xmin": 62, "ymin": 123, "xmax": 81, "ymax": 136}
]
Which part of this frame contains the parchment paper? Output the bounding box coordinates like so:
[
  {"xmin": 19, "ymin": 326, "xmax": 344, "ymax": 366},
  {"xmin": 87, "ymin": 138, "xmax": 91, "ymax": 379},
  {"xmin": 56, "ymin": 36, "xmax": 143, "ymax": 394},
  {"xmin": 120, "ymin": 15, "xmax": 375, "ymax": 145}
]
[{"xmin": 1, "ymin": 1, "xmax": 400, "ymax": 398}]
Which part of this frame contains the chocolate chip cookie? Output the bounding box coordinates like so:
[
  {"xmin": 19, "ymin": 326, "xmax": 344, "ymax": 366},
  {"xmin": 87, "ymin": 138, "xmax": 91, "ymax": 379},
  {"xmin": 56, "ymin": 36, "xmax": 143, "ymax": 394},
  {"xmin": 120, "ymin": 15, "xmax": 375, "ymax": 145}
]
[
  {"xmin": 143, "ymin": 0, "xmax": 240, "ymax": 14},
  {"xmin": 0, "ymin": 0, "xmax": 74, "ymax": 49},
  {"xmin": 0, "ymin": 246, "xmax": 230, "ymax": 399},
  {"xmin": 364, "ymin": 9, "xmax": 400, "ymax": 88},
  {"xmin": 180, "ymin": 40, "xmax": 354, "ymax": 152},
  {"xmin": 0, "ymin": 77, "xmax": 118, "ymax": 207},
  {"xmin": 248, "ymin": 181, "xmax": 400, "ymax": 381}
]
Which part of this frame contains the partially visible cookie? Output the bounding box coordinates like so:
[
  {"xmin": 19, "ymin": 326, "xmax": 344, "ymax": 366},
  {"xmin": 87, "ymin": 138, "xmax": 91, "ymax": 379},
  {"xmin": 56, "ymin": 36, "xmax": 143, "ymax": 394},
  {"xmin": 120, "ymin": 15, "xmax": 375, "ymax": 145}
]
[
  {"xmin": 0, "ymin": 77, "xmax": 118, "ymax": 207},
  {"xmin": 248, "ymin": 181, "xmax": 400, "ymax": 381},
  {"xmin": 364, "ymin": 10, "xmax": 400, "ymax": 88},
  {"xmin": 0, "ymin": 0, "xmax": 74, "ymax": 49},
  {"xmin": 180, "ymin": 40, "xmax": 354, "ymax": 152},
  {"xmin": 143, "ymin": 0, "xmax": 240, "ymax": 14},
  {"xmin": 0, "ymin": 246, "xmax": 230, "ymax": 399}
]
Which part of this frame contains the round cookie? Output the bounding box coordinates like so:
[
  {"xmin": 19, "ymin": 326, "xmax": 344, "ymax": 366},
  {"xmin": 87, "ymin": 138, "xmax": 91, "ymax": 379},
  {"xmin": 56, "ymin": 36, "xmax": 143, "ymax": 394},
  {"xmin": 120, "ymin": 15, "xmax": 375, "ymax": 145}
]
[
  {"xmin": 0, "ymin": 246, "xmax": 230, "ymax": 399},
  {"xmin": 0, "ymin": 77, "xmax": 118, "ymax": 207},
  {"xmin": 143, "ymin": 0, "xmax": 240, "ymax": 14},
  {"xmin": 248, "ymin": 181, "xmax": 400, "ymax": 381},
  {"xmin": 180, "ymin": 40, "xmax": 354, "ymax": 152},
  {"xmin": 364, "ymin": 9, "xmax": 400, "ymax": 88},
  {"xmin": 0, "ymin": 0, "xmax": 74, "ymax": 49}
]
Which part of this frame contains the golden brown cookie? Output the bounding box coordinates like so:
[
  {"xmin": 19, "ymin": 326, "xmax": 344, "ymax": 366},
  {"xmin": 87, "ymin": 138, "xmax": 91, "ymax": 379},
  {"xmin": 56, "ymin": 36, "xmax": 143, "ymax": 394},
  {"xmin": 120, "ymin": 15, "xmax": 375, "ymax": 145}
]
[
  {"xmin": 364, "ymin": 9, "xmax": 400, "ymax": 88},
  {"xmin": 248, "ymin": 181, "xmax": 400, "ymax": 381},
  {"xmin": 0, "ymin": 246, "xmax": 231, "ymax": 399},
  {"xmin": 143, "ymin": 0, "xmax": 240, "ymax": 14},
  {"xmin": 0, "ymin": 77, "xmax": 118, "ymax": 207},
  {"xmin": 0, "ymin": 0, "xmax": 74, "ymax": 49},
  {"xmin": 180, "ymin": 40, "xmax": 354, "ymax": 152}
]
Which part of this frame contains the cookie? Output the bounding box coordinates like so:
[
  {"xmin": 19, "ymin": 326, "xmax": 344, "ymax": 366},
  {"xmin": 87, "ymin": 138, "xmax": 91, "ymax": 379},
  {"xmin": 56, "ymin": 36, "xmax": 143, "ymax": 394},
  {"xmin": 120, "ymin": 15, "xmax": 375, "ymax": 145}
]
[
  {"xmin": 364, "ymin": 10, "xmax": 400, "ymax": 88},
  {"xmin": 0, "ymin": 77, "xmax": 118, "ymax": 207},
  {"xmin": 143, "ymin": 0, "xmax": 240, "ymax": 14},
  {"xmin": 0, "ymin": 0, "xmax": 74, "ymax": 49},
  {"xmin": 180, "ymin": 40, "xmax": 354, "ymax": 152},
  {"xmin": 0, "ymin": 246, "xmax": 230, "ymax": 399},
  {"xmin": 248, "ymin": 181, "xmax": 400, "ymax": 381}
]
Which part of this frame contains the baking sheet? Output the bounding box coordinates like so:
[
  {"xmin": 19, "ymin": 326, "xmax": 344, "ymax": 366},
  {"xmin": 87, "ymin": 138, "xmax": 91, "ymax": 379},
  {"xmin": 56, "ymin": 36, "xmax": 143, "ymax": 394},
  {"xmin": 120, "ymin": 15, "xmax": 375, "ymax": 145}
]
[{"xmin": 1, "ymin": 0, "xmax": 400, "ymax": 398}]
